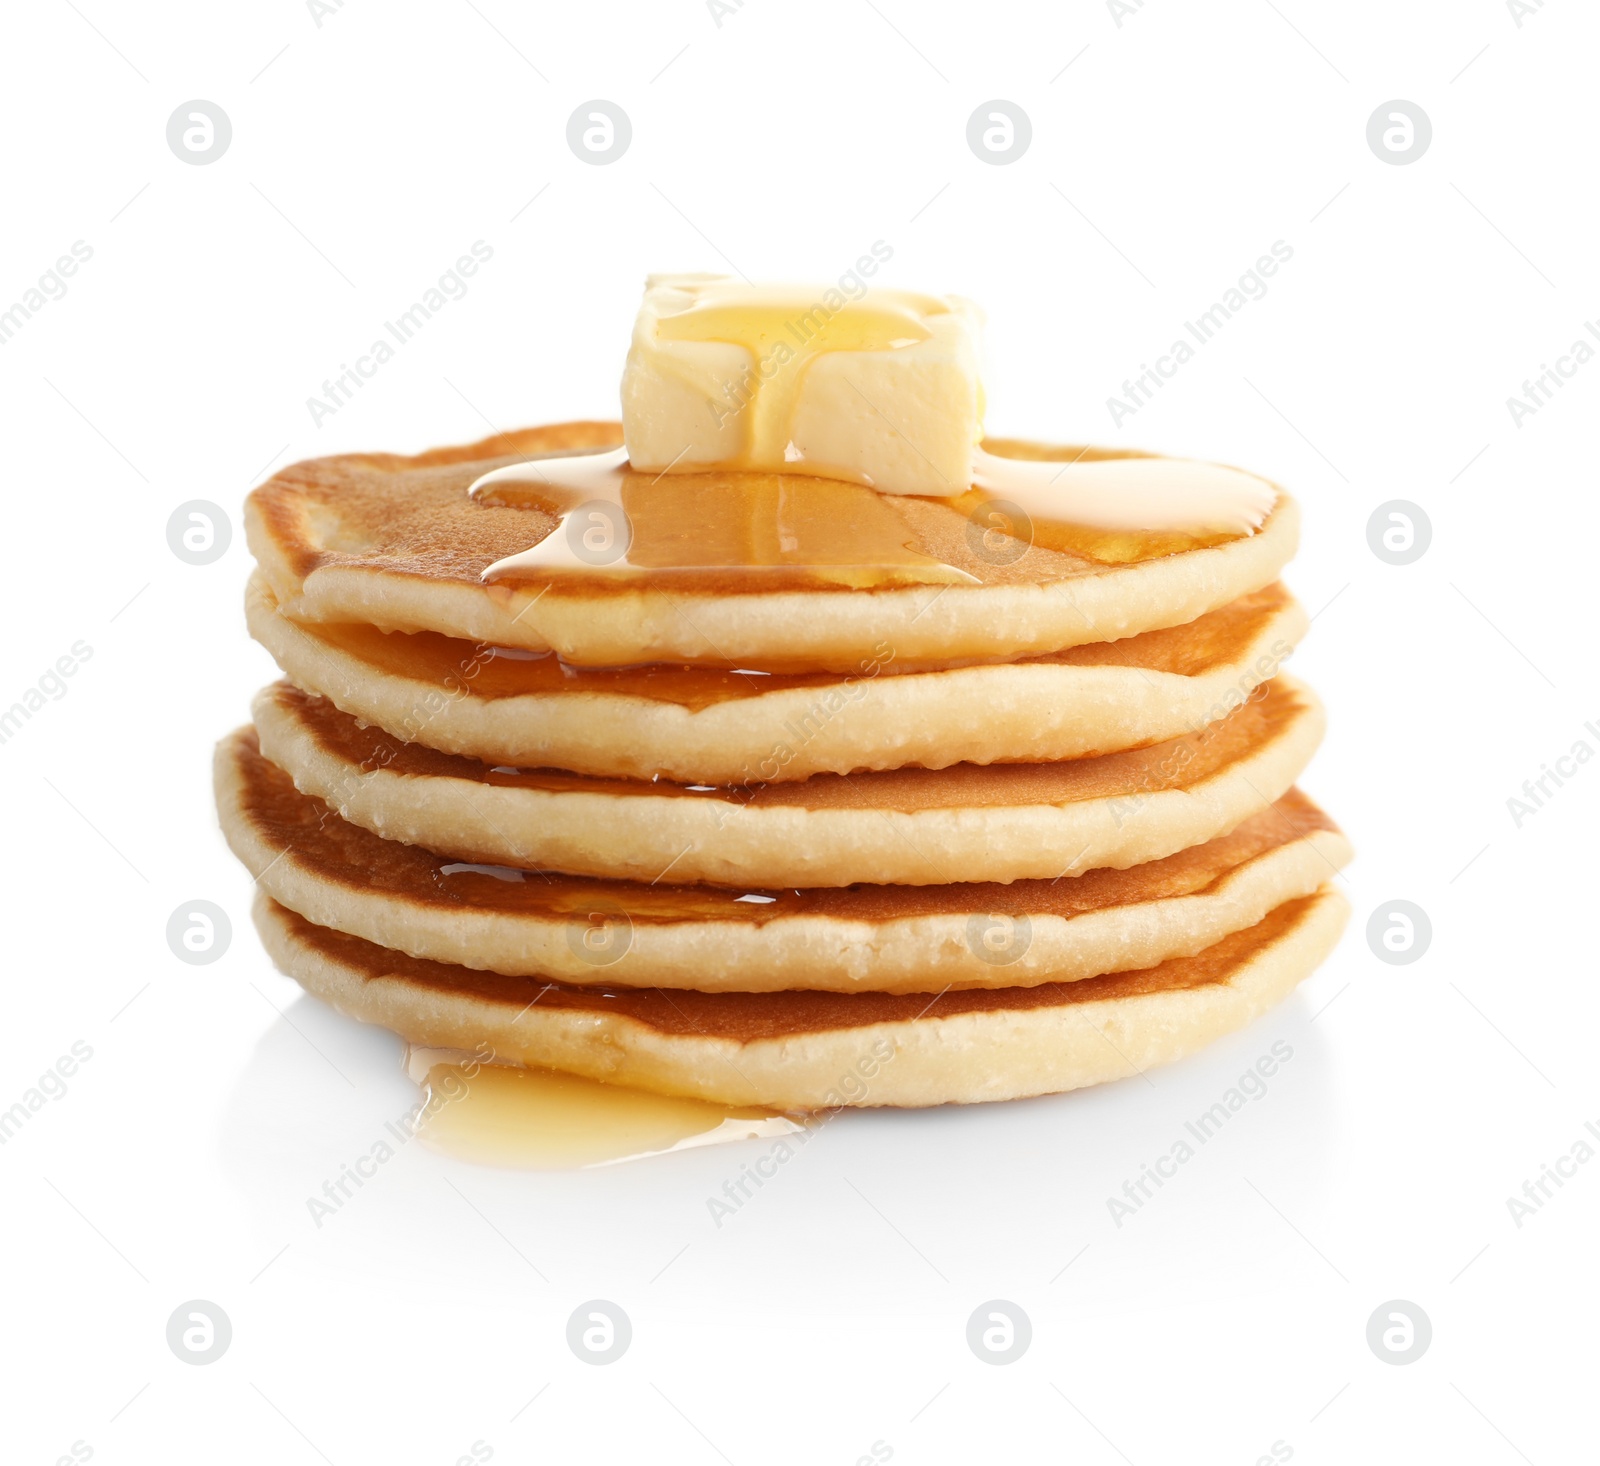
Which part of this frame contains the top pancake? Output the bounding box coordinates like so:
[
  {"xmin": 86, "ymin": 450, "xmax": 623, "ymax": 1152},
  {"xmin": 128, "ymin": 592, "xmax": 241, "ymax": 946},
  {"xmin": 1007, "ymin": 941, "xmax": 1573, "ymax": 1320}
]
[{"xmin": 246, "ymin": 422, "xmax": 1300, "ymax": 672}]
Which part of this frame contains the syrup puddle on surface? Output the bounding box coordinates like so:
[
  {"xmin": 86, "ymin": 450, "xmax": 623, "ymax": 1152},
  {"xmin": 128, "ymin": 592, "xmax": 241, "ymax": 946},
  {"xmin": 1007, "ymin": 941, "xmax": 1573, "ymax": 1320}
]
[
  {"xmin": 469, "ymin": 447, "xmax": 978, "ymax": 587},
  {"xmin": 405, "ymin": 1046, "xmax": 807, "ymax": 1170},
  {"xmin": 468, "ymin": 445, "xmax": 1274, "ymax": 583}
]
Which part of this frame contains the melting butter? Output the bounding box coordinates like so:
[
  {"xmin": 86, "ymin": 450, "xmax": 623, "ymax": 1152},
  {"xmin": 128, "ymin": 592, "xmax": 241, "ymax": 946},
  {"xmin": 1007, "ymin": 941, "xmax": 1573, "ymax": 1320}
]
[
  {"xmin": 623, "ymin": 275, "xmax": 984, "ymax": 496},
  {"xmin": 405, "ymin": 1045, "xmax": 805, "ymax": 1170},
  {"xmin": 654, "ymin": 283, "xmax": 941, "ymax": 471}
]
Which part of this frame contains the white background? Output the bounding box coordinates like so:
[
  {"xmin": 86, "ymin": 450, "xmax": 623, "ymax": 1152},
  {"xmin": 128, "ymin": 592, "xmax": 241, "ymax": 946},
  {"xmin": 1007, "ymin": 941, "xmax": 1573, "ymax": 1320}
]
[{"xmin": 2, "ymin": 1, "xmax": 1597, "ymax": 1461}]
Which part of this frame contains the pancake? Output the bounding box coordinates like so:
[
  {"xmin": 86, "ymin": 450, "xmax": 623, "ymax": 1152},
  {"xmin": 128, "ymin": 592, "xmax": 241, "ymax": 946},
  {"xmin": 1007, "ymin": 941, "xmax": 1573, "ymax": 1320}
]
[
  {"xmin": 244, "ymin": 423, "xmax": 1300, "ymax": 673},
  {"xmin": 217, "ymin": 724, "xmax": 1350, "ymax": 991},
  {"xmin": 253, "ymin": 886, "xmax": 1350, "ymax": 1108},
  {"xmin": 246, "ymin": 572, "xmax": 1307, "ymax": 783},
  {"xmin": 250, "ymin": 673, "xmax": 1325, "ymax": 888}
]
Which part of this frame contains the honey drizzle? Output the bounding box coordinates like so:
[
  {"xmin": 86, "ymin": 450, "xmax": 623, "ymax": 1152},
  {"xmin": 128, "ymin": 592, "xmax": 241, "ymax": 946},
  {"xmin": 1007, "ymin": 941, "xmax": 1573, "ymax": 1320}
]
[
  {"xmin": 405, "ymin": 1045, "xmax": 804, "ymax": 1169},
  {"xmin": 966, "ymin": 445, "xmax": 1274, "ymax": 564},
  {"xmin": 473, "ymin": 448, "xmax": 980, "ymax": 586},
  {"xmin": 469, "ymin": 445, "xmax": 1270, "ymax": 584}
]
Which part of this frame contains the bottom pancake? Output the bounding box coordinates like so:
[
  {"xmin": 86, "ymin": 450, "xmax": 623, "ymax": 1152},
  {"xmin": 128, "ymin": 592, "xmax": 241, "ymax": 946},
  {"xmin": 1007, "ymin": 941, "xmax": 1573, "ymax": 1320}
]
[{"xmin": 253, "ymin": 886, "xmax": 1349, "ymax": 1109}]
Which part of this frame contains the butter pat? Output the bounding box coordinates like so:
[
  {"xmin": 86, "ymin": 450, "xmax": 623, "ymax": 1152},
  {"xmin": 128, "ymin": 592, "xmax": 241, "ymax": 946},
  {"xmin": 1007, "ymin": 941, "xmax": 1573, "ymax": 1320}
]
[{"xmin": 621, "ymin": 274, "xmax": 985, "ymax": 496}]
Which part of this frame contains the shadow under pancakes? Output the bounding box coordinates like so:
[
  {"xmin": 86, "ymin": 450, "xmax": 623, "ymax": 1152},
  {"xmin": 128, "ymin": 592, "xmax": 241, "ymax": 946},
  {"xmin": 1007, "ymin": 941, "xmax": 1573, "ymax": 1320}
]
[
  {"xmin": 217, "ymin": 991, "xmax": 416, "ymax": 1216},
  {"xmin": 211, "ymin": 993, "xmax": 872, "ymax": 1298},
  {"xmin": 214, "ymin": 975, "xmax": 1337, "ymax": 1278},
  {"xmin": 812, "ymin": 987, "xmax": 1340, "ymax": 1247}
]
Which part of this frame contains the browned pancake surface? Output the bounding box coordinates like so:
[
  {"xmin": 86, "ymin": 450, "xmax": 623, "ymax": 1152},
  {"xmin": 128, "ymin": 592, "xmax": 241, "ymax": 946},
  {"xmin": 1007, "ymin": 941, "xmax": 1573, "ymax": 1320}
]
[
  {"xmin": 270, "ymin": 894, "xmax": 1320, "ymax": 1041},
  {"xmin": 264, "ymin": 675, "xmax": 1305, "ymax": 813},
  {"xmin": 228, "ymin": 725, "xmax": 1338, "ymax": 922},
  {"xmin": 282, "ymin": 581, "xmax": 1297, "ymax": 708},
  {"xmin": 248, "ymin": 423, "xmax": 1286, "ymax": 598}
]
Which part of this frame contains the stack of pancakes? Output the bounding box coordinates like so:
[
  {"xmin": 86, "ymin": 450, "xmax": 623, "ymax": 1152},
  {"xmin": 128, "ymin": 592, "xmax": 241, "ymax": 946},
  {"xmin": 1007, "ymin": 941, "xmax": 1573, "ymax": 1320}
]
[{"xmin": 217, "ymin": 422, "xmax": 1350, "ymax": 1110}]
